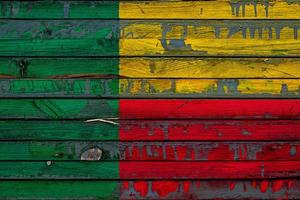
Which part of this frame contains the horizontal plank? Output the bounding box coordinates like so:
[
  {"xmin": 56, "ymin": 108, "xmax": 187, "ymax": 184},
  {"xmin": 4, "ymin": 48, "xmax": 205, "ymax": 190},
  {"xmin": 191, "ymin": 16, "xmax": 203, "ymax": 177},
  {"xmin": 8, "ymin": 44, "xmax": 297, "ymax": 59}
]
[
  {"xmin": 0, "ymin": 1, "xmax": 118, "ymax": 19},
  {"xmin": 0, "ymin": 58, "xmax": 118, "ymax": 78},
  {"xmin": 3, "ymin": 58, "xmax": 300, "ymax": 79},
  {"xmin": 120, "ymin": 57, "xmax": 300, "ymax": 78},
  {"xmin": 120, "ymin": 0, "xmax": 300, "ymax": 19},
  {"xmin": 119, "ymin": 99, "xmax": 300, "ymax": 119},
  {"xmin": 3, "ymin": 78, "xmax": 300, "ymax": 98},
  {"xmin": 119, "ymin": 78, "xmax": 300, "ymax": 98},
  {"xmin": 1, "ymin": 179, "xmax": 300, "ymax": 199},
  {"xmin": 1, "ymin": 20, "xmax": 300, "ymax": 56},
  {"xmin": 0, "ymin": 141, "xmax": 300, "ymax": 161},
  {"xmin": 0, "ymin": 120, "xmax": 119, "ymax": 140},
  {"xmin": 1, "ymin": 120, "xmax": 300, "ymax": 141},
  {"xmin": 0, "ymin": 99, "xmax": 118, "ymax": 119},
  {"xmin": 0, "ymin": 161, "xmax": 299, "ymax": 179},
  {"xmin": 120, "ymin": 20, "xmax": 300, "ymax": 56}
]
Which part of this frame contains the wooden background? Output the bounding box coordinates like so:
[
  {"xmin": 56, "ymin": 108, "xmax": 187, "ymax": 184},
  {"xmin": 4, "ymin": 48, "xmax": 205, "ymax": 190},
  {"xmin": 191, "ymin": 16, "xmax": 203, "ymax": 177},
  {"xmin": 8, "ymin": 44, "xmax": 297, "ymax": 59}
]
[{"xmin": 1, "ymin": 0, "xmax": 300, "ymax": 199}]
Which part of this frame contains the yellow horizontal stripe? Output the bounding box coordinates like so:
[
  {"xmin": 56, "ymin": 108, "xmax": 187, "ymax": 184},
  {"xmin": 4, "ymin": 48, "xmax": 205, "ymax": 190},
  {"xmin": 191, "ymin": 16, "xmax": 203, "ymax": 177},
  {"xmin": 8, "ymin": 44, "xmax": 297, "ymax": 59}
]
[
  {"xmin": 119, "ymin": 79, "xmax": 300, "ymax": 96},
  {"xmin": 120, "ymin": 58, "xmax": 300, "ymax": 78},
  {"xmin": 120, "ymin": 0, "xmax": 300, "ymax": 19}
]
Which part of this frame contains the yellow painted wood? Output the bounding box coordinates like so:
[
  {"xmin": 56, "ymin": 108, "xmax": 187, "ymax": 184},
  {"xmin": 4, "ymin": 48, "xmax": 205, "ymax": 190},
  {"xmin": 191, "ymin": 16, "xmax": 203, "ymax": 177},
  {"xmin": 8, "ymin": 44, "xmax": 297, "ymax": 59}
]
[
  {"xmin": 120, "ymin": 0, "xmax": 300, "ymax": 19},
  {"xmin": 119, "ymin": 79, "xmax": 300, "ymax": 96},
  {"xmin": 119, "ymin": 21, "xmax": 300, "ymax": 56},
  {"xmin": 120, "ymin": 58, "xmax": 300, "ymax": 78}
]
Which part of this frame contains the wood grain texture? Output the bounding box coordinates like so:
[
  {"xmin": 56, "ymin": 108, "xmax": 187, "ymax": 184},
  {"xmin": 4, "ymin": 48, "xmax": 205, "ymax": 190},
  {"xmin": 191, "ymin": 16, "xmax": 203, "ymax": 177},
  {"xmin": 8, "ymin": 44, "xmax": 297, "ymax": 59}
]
[
  {"xmin": 0, "ymin": 1, "xmax": 118, "ymax": 19},
  {"xmin": 0, "ymin": 161, "xmax": 298, "ymax": 179},
  {"xmin": 120, "ymin": 120, "xmax": 300, "ymax": 141},
  {"xmin": 0, "ymin": 58, "xmax": 119, "ymax": 78},
  {"xmin": 120, "ymin": 0, "xmax": 300, "ymax": 19},
  {"xmin": 1, "ymin": 179, "xmax": 300, "ymax": 199},
  {"xmin": 120, "ymin": 99, "xmax": 300, "ymax": 119},
  {"xmin": 120, "ymin": 57, "xmax": 300, "ymax": 78},
  {"xmin": 0, "ymin": 141, "xmax": 299, "ymax": 161},
  {"xmin": 0, "ymin": 99, "xmax": 118, "ymax": 119},
  {"xmin": 120, "ymin": 20, "xmax": 300, "ymax": 56}
]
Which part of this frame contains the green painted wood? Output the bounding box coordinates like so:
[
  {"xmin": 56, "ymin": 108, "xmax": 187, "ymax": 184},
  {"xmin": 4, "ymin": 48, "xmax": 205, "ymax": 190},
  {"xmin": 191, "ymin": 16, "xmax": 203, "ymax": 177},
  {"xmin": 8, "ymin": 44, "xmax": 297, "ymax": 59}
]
[
  {"xmin": 0, "ymin": 161, "xmax": 119, "ymax": 179},
  {"xmin": 0, "ymin": 58, "xmax": 119, "ymax": 78},
  {"xmin": 0, "ymin": 20, "xmax": 118, "ymax": 56},
  {"xmin": 0, "ymin": 181, "xmax": 119, "ymax": 199},
  {"xmin": 0, "ymin": 1, "xmax": 118, "ymax": 19},
  {"xmin": 0, "ymin": 99, "xmax": 118, "ymax": 119},
  {"xmin": 0, "ymin": 79, "xmax": 118, "ymax": 97},
  {"xmin": 0, "ymin": 120, "xmax": 118, "ymax": 140}
]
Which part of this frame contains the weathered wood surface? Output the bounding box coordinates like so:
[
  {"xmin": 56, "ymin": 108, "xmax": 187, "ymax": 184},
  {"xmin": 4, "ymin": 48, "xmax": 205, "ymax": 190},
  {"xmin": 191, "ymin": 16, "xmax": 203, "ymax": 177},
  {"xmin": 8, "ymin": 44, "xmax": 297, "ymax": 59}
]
[
  {"xmin": 2, "ymin": 79, "xmax": 300, "ymax": 98},
  {"xmin": 0, "ymin": 161, "xmax": 299, "ymax": 179},
  {"xmin": 1, "ymin": 1, "xmax": 300, "ymax": 19},
  {"xmin": 3, "ymin": 58, "xmax": 300, "ymax": 79},
  {"xmin": 1, "ymin": 20, "xmax": 300, "ymax": 56},
  {"xmin": 120, "ymin": 99, "xmax": 300, "ymax": 119},
  {"xmin": 0, "ymin": 99, "xmax": 118, "ymax": 119},
  {"xmin": 0, "ymin": 179, "xmax": 299, "ymax": 199},
  {"xmin": 1, "ymin": 120, "xmax": 300, "ymax": 141},
  {"xmin": 120, "ymin": 0, "xmax": 300, "ymax": 19},
  {"xmin": 0, "ymin": 141, "xmax": 299, "ymax": 161},
  {"xmin": 0, "ymin": 180, "xmax": 299, "ymax": 199},
  {"xmin": 0, "ymin": 58, "xmax": 119, "ymax": 78},
  {"xmin": 0, "ymin": 1, "xmax": 118, "ymax": 19}
]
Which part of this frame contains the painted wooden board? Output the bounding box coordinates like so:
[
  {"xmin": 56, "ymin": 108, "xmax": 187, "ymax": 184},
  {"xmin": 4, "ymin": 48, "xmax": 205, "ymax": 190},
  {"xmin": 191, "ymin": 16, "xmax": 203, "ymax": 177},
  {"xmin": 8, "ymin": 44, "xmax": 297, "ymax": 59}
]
[
  {"xmin": 120, "ymin": 20, "xmax": 300, "ymax": 56},
  {"xmin": 0, "ymin": 1, "xmax": 118, "ymax": 19},
  {"xmin": 1, "ymin": 20, "xmax": 300, "ymax": 56},
  {"xmin": 3, "ymin": 58, "xmax": 300, "ymax": 79},
  {"xmin": 120, "ymin": 57, "xmax": 300, "ymax": 78},
  {"xmin": 1, "ymin": 120, "xmax": 300, "ymax": 141},
  {"xmin": 0, "ymin": 141, "xmax": 299, "ymax": 161},
  {"xmin": 120, "ymin": 99, "xmax": 300, "ymax": 119},
  {"xmin": 2, "ymin": 79, "xmax": 300, "ymax": 98},
  {"xmin": 0, "ymin": 161, "xmax": 299, "ymax": 179},
  {"xmin": 0, "ymin": 58, "xmax": 119, "ymax": 78},
  {"xmin": 0, "ymin": 99, "xmax": 118, "ymax": 119},
  {"xmin": 120, "ymin": 0, "xmax": 300, "ymax": 19},
  {"xmin": 0, "ymin": 179, "xmax": 299, "ymax": 199}
]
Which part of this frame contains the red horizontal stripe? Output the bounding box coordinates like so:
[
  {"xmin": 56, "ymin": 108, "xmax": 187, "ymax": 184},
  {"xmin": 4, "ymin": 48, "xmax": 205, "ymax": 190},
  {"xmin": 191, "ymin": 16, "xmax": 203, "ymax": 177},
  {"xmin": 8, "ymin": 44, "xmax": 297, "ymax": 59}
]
[
  {"xmin": 120, "ymin": 120, "xmax": 300, "ymax": 141},
  {"xmin": 119, "ymin": 100, "xmax": 300, "ymax": 119},
  {"xmin": 119, "ymin": 161, "xmax": 300, "ymax": 179}
]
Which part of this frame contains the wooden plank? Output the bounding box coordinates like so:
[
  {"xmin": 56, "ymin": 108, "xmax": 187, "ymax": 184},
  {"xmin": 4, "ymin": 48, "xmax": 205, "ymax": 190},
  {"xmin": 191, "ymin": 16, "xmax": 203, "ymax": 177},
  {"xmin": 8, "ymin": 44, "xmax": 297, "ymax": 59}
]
[
  {"xmin": 0, "ymin": 99, "xmax": 118, "ymax": 119},
  {"xmin": 2, "ymin": 78, "xmax": 300, "ymax": 98},
  {"xmin": 120, "ymin": 120, "xmax": 300, "ymax": 141},
  {"xmin": 120, "ymin": 99, "xmax": 300, "ymax": 119},
  {"xmin": 0, "ymin": 161, "xmax": 299, "ymax": 179},
  {"xmin": 0, "ymin": 179, "xmax": 299, "ymax": 199},
  {"xmin": 0, "ymin": 120, "xmax": 119, "ymax": 141},
  {"xmin": 119, "ymin": 79, "xmax": 300, "ymax": 98},
  {"xmin": 120, "ymin": 57, "xmax": 300, "ymax": 78},
  {"xmin": 1, "ymin": 120, "xmax": 299, "ymax": 141},
  {"xmin": 0, "ymin": 180, "xmax": 300, "ymax": 199},
  {"xmin": 120, "ymin": 0, "xmax": 300, "ymax": 19},
  {"xmin": 0, "ymin": 1, "xmax": 118, "ymax": 19},
  {"xmin": 0, "ymin": 20, "xmax": 118, "ymax": 56},
  {"xmin": 1, "ymin": 141, "xmax": 300, "ymax": 161},
  {"xmin": 1, "ymin": 20, "xmax": 300, "ymax": 56},
  {"xmin": 120, "ymin": 20, "xmax": 300, "ymax": 56},
  {"xmin": 0, "ymin": 58, "xmax": 119, "ymax": 78},
  {"xmin": 3, "ymin": 58, "xmax": 300, "ymax": 79}
]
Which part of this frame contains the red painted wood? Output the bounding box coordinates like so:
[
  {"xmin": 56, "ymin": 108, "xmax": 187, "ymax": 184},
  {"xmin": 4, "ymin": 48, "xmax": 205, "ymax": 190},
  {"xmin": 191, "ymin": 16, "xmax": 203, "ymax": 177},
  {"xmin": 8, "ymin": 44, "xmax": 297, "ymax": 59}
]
[
  {"xmin": 119, "ymin": 100, "xmax": 300, "ymax": 119},
  {"xmin": 120, "ymin": 120, "xmax": 300, "ymax": 141},
  {"xmin": 120, "ymin": 179, "xmax": 299, "ymax": 199},
  {"xmin": 119, "ymin": 161, "xmax": 300, "ymax": 179},
  {"xmin": 121, "ymin": 142, "xmax": 300, "ymax": 161}
]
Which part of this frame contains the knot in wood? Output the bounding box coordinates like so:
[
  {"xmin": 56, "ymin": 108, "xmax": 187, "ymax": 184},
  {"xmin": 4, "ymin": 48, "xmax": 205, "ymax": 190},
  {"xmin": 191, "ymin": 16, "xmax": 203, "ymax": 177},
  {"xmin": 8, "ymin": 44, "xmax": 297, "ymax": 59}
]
[{"xmin": 80, "ymin": 147, "xmax": 102, "ymax": 161}]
